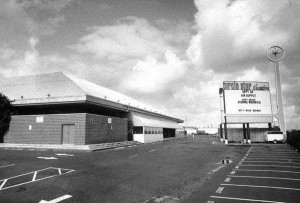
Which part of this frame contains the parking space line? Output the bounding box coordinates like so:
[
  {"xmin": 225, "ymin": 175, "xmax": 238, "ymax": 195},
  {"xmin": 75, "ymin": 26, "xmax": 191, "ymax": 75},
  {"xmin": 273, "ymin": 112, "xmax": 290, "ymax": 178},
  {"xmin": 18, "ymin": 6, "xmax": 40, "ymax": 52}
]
[
  {"xmin": 237, "ymin": 164, "xmax": 300, "ymax": 168},
  {"xmin": 129, "ymin": 155, "xmax": 138, "ymax": 159},
  {"xmin": 0, "ymin": 164, "xmax": 15, "ymax": 169},
  {"xmin": 210, "ymin": 195, "xmax": 286, "ymax": 203},
  {"xmin": 228, "ymin": 175, "xmax": 300, "ymax": 181},
  {"xmin": 233, "ymin": 169, "xmax": 300, "ymax": 173},
  {"xmin": 0, "ymin": 179, "xmax": 7, "ymax": 190},
  {"xmin": 40, "ymin": 194, "xmax": 72, "ymax": 203},
  {"xmin": 216, "ymin": 187, "xmax": 224, "ymax": 193},
  {"xmin": 243, "ymin": 161, "xmax": 300, "ymax": 164},
  {"xmin": 247, "ymin": 157, "xmax": 300, "ymax": 159},
  {"xmin": 32, "ymin": 171, "xmax": 37, "ymax": 181},
  {"xmin": 0, "ymin": 167, "xmax": 75, "ymax": 191},
  {"xmin": 245, "ymin": 159, "xmax": 300, "ymax": 162},
  {"xmin": 221, "ymin": 183, "xmax": 300, "ymax": 191}
]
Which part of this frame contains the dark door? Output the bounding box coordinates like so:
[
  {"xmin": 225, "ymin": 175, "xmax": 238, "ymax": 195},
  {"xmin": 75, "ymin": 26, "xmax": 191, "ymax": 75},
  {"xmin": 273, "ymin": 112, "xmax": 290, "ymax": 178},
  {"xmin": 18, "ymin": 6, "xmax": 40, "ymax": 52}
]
[{"xmin": 62, "ymin": 124, "xmax": 75, "ymax": 144}]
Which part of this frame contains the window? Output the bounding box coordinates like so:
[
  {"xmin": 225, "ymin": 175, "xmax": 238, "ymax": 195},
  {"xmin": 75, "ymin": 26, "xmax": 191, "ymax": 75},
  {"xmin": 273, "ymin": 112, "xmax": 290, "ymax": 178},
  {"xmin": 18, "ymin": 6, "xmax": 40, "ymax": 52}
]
[{"xmin": 133, "ymin": 127, "xmax": 143, "ymax": 134}]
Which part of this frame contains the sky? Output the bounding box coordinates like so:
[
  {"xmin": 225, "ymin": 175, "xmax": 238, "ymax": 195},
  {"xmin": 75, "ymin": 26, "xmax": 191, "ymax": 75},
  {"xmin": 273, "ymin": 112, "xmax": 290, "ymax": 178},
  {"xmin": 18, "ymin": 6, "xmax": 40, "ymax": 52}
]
[{"xmin": 0, "ymin": 0, "xmax": 299, "ymax": 130}]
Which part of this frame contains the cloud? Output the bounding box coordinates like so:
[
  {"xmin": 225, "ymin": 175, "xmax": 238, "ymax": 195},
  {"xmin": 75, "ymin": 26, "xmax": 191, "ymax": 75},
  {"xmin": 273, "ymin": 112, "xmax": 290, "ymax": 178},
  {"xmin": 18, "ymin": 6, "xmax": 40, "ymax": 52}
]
[
  {"xmin": 72, "ymin": 17, "xmax": 172, "ymax": 60},
  {"xmin": 193, "ymin": 0, "xmax": 292, "ymax": 72},
  {"xmin": 0, "ymin": 0, "xmax": 72, "ymax": 49},
  {"xmin": 122, "ymin": 50, "xmax": 188, "ymax": 93},
  {"xmin": 71, "ymin": 17, "xmax": 191, "ymax": 93}
]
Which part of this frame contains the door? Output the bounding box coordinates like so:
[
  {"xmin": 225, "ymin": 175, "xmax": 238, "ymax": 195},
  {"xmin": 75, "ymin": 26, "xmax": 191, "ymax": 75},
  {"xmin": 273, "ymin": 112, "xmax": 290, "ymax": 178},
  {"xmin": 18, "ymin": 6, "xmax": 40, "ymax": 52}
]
[{"xmin": 62, "ymin": 124, "xmax": 75, "ymax": 144}]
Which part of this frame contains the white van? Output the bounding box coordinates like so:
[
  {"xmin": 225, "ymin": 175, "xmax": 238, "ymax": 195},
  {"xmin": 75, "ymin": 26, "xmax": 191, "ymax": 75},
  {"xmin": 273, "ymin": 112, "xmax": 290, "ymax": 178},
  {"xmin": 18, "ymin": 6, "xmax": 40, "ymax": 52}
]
[{"xmin": 264, "ymin": 131, "xmax": 284, "ymax": 143}]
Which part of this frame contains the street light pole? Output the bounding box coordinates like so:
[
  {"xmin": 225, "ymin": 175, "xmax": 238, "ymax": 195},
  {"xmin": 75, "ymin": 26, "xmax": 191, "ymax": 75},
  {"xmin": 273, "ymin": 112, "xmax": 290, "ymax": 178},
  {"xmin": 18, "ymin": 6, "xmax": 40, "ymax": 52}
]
[{"xmin": 266, "ymin": 46, "xmax": 286, "ymax": 137}]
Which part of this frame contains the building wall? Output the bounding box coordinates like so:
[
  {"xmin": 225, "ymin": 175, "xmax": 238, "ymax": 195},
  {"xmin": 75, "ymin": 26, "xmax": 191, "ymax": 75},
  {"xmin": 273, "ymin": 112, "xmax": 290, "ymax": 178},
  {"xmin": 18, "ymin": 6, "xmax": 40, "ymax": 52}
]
[
  {"xmin": 176, "ymin": 130, "xmax": 185, "ymax": 138},
  {"xmin": 133, "ymin": 126, "xmax": 164, "ymax": 143},
  {"xmin": 86, "ymin": 114, "xmax": 128, "ymax": 144},
  {"xmin": 5, "ymin": 113, "xmax": 128, "ymax": 145},
  {"xmin": 5, "ymin": 114, "xmax": 86, "ymax": 145},
  {"xmin": 224, "ymin": 128, "xmax": 268, "ymax": 142}
]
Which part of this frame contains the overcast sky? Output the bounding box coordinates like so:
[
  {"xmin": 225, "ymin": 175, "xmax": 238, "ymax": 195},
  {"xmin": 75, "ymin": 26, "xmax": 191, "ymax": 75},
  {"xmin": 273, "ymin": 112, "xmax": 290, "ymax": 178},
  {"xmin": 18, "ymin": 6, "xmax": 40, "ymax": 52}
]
[{"xmin": 0, "ymin": 0, "xmax": 299, "ymax": 130}]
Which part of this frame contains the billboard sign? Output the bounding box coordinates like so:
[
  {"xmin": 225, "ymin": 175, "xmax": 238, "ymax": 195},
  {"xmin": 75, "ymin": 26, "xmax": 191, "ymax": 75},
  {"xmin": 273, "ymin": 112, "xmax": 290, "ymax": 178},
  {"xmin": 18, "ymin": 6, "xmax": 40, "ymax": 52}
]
[{"xmin": 223, "ymin": 81, "xmax": 272, "ymax": 115}]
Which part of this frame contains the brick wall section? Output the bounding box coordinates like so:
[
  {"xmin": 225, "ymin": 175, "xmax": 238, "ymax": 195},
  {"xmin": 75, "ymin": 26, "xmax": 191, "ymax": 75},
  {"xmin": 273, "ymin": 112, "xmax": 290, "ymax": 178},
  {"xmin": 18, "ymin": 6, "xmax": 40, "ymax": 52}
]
[
  {"xmin": 5, "ymin": 114, "xmax": 86, "ymax": 145},
  {"xmin": 86, "ymin": 114, "xmax": 128, "ymax": 144}
]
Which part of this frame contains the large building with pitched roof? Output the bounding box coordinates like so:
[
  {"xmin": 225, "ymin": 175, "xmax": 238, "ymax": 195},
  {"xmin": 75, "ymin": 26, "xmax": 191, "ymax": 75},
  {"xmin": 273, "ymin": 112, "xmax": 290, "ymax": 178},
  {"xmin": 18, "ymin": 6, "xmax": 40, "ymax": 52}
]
[{"xmin": 0, "ymin": 72, "xmax": 183, "ymax": 145}]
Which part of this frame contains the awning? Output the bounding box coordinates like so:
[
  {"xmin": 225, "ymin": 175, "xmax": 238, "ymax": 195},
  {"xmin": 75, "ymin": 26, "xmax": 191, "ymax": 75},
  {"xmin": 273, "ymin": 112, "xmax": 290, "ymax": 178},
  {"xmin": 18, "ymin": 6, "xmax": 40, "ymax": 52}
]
[{"xmin": 131, "ymin": 112, "xmax": 183, "ymax": 129}]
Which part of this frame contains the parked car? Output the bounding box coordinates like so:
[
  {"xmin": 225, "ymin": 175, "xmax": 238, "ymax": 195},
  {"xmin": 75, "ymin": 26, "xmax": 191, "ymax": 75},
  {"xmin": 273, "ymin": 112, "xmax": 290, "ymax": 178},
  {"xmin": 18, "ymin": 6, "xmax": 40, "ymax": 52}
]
[{"xmin": 264, "ymin": 131, "xmax": 284, "ymax": 143}]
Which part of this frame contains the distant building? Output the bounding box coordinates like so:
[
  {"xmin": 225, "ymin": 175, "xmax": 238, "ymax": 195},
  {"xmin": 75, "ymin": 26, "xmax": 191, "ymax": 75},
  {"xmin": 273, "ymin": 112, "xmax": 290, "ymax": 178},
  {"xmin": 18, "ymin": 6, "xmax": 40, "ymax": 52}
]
[
  {"xmin": 0, "ymin": 72, "xmax": 183, "ymax": 145},
  {"xmin": 183, "ymin": 126, "xmax": 198, "ymax": 136}
]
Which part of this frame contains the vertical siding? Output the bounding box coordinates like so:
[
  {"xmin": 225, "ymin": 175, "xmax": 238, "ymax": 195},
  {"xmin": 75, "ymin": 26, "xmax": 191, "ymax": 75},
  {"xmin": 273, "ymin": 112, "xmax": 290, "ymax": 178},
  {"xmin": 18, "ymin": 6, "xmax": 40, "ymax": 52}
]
[
  {"xmin": 5, "ymin": 114, "xmax": 86, "ymax": 145},
  {"xmin": 227, "ymin": 128, "xmax": 268, "ymax": 142},
  {"xmin": 85, "ymin": 114, "xmax": 128, "ymax": 144}
]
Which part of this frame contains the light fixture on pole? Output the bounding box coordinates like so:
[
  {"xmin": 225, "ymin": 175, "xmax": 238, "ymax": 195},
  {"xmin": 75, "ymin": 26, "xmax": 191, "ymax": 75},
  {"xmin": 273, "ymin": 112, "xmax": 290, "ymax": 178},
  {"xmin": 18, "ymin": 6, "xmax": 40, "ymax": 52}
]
[{"xmin": 266, "ymin": 46, "xmax": 286, "ymax": 137}]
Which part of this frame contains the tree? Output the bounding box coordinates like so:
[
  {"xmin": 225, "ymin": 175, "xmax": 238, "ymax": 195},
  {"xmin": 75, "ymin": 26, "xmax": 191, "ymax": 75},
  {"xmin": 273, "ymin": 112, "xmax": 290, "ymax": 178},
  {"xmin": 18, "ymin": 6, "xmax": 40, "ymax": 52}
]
[{"xmin": 0, "ymin": 93, "xmax": 14, "ymax": 143}]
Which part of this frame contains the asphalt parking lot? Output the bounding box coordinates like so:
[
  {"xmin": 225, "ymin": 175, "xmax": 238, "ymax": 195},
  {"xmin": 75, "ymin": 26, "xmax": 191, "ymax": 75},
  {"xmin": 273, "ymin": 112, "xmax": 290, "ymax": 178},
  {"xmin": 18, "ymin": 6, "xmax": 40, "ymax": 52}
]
[
  {"xmin": 2, "ymin": 138, "xmax": 298, "ymax": 203},
  {"xmin": 0, "ymin": 136, "xmax": 248, "ymax": 203},
  {"xmin": 183, "ymin": 144, "xmax": 300, "ymax": 203}
]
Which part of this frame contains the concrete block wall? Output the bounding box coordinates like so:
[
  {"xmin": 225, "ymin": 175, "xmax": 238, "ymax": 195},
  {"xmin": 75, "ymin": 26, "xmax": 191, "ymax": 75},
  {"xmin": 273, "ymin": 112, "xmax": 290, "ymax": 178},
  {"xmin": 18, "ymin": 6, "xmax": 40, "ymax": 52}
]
[
  {"xmin": 86, "ymin": 114, "xmax": 128, "ymax": 144},
  {"xmin": 4, "ymin": 114, "xmax": 86, "ymax": 145}
]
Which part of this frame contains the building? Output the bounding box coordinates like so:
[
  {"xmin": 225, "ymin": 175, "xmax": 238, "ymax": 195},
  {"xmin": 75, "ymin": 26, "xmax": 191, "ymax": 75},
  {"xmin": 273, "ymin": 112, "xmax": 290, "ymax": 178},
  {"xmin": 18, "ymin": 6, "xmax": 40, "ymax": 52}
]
[
  {"xmin": 0, "ymin": 72, "xmax": 183, "ymax": 145},
  {"xmin": 183, "ymin": 126, "xmax": 198, "ymax": 136}
]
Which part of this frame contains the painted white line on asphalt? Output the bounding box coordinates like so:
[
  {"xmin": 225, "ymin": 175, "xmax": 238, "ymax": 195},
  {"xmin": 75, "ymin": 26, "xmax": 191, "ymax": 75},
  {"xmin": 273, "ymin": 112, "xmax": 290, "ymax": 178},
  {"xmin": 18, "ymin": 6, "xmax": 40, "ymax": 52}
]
[
  {"xmin": 115, "ymin": 147, "xmax": 125, "ymax": 150},
  {"xmin": 0, "ymin": 179, "xmax": 7, "ymax": 190},
  {"xmin": 221, "ymin": 183, "xmax": 300, "ymax": 191},
  {"xmin": 247, "ymin": 155, "xmax": 299, "ymax": 158},
  {"xmin": 233, "ymin": 169, "xmax": 300, "ymax": 174},
  {"xmin": 0, "ymin": 164, "xmax": 15, "ymax": 169},
  {"xmin": 243, "ymin": 161, "xmax": 300, "ymax": 164},
  {"xmin": 210, "ymin": 195, "xmax": 286, "ymax": 203},
  {"xmin": 129, "ymin": 155, "xmax": 138, "ymax": 159},
  {"xmin": 247, "ymin": 156, "xmax": 300, "ymax": 159},
  {"xmin": 55, "ymin": 153, "xmax": 74, "ymax": 157},
  {"xmin": 216, "ymin": 187, "xmax": 224, "ymax": 193},
  {"xmin": 228, "ymin": 175, "xmax": 300, "ymax": 181},
  {"xmin": 235, "ymin": 166, "xmax": 239, "ymax": 169},
  {"xmin": 224, "ymin": 178, "xmax": 231, "ymax": 182},
  {"xmin": 0, "ymin": 167, "xmax": 75, "ymax": 191},
  {"xmin": 230, "ymin": 171, "xmax": 236, "ymax": 175},
  {"xmin": 149, "ymin": 149, "xmax": 155, "ymax": 152},
  {"xmin": 246, "ymin": 158, "xmax": 300, "ymax": 161},
  {"xmin": 39, "ymin": 194, "xmax": 72, "ymax": 203},
  {"xmin": 37, "ymin": 157, "xmax": 58, "ymax": 160},
  {"xmin": 237, "ymin": 164, "xmax": 300, "ymax": 168},
  {"xmin": 32, "ymin": 171, "xmax": 37, "ymax": 181},
  {"xmin": 250, "ymin": 152, "xmax": 297, "ymax": 154},
  {"xmin": 212, "ymin": 165, "xmax": 224, "ymax": 173}
]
